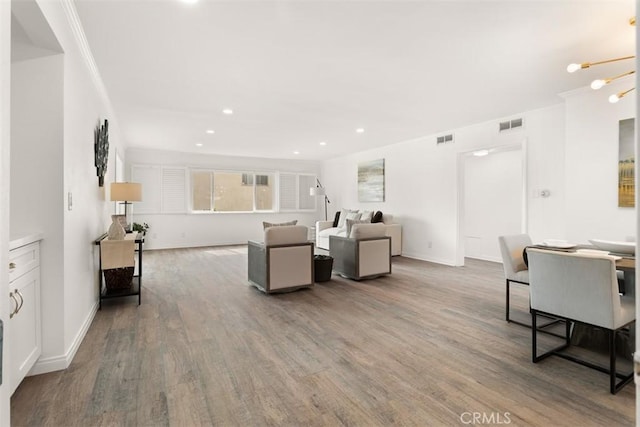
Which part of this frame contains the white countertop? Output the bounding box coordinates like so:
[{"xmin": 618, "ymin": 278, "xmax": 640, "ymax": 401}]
[{"xmin": 9, "ymin": 232, "xmax": 44, "ymax": 251}]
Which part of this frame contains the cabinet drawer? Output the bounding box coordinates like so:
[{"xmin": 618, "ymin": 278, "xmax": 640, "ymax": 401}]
[{"xmin": 9, "ymin": 242, "xmax": 40, "ymax": 283}]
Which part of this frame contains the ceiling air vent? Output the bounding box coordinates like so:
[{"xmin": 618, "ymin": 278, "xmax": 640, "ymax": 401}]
[
  {"xmin": 499, "ymin": 118, "xmax": 524, "ymax": 132},
  {"xmin": 436, "ymin": 133, "xmax": 454, "ymax": 145}
]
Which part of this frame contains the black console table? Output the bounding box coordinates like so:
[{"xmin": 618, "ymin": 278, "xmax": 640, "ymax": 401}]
[{"xmin": 94, "ymin": 232, "xmax": 143, "ymax": 309}]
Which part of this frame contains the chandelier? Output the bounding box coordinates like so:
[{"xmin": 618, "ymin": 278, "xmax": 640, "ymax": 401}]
[{"xmin": 566, "ymin": 17, "xmax": 635, "ymax": 103}]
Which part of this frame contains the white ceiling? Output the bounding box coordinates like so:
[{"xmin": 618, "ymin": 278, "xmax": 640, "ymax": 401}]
[{"xmin": 72, "ymin": 0, "xmax": 636, "ymax": 161}]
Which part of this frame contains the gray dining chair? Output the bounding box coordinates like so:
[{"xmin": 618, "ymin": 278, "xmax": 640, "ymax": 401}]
[
  {"xmin": 498, "ymin": 234, "xmax": 532, "ymax": 326},
  {"xmin": 527, "ymin": 248, "xmax": 635, "ymax": 394}
]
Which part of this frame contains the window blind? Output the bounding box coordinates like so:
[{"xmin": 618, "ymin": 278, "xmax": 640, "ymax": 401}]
[
  {"xmin": 162, "ymin": 167, "xmax": 187, "ymax": 213},
  {"xmin": 131, "ymin": 165, "xmax": 161, "ymax": 213},
  {"xmin": 279, "ymin": 173, "xmax": 297, "ymax": 211}
]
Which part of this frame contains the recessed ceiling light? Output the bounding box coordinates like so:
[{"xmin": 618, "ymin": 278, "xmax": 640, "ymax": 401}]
[
  {"xmin": 222, "ymin": 108, "xmax": 233, "ymax": 115},
  {"xmin": 356, "ymin": 128, "xmax": 365, "ymax": 133},
  {"xmin": 319, "ymin": 141, "xmax": 327, "ymax": 146},
  {"xmin": 181, "ymin": 0, "xmax": 198, "ymax": 4},
  {"xmin": 206, "ymin": 129, "xmax": 215, "ymax": 134},
  {"xmin": 293, "ymin": 151, "xmax": 300, "ymax": 155},
  {"xmin": 196, "ymin": 143, "xmax": 203, "ymax": 147}
]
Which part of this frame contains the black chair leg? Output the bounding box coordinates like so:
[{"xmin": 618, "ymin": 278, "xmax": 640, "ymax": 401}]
[
  {"xmin": 532, "ymin": 313, "xmax": 633, "ymax": 394},
  {"xmin": 506, "ymin": 279, "xmax": 510, "ymax": 322},
  {"xmin": 531, "ymin": 309, "xmax": 537, "ymax": 362},
  {"xmin": 532, "ymin": 309, "xmax": 570, "ymax": 363},
  {"xmin": 610, "ymin": 329, "xmax": 616, "ymax": 394}
]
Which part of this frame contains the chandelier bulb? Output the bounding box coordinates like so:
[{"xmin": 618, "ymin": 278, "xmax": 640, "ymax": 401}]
[
  {"xmin": 609, "ymin": 94, "xmax": 621, "ymax": 103},
  {"xmin": 591, "ymin": 79, "xmax": 606, "ymax": 90},
  {"xmin": 567, "ymin": 63, "xmax": 582, "ymax": 73}
]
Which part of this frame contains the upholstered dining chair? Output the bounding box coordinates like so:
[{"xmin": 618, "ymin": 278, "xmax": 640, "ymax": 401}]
[
  {"xmin": 498, "ymin": 234, "xmax": 532, "ymax": 326},
  {"xmin": 248, "ymin": 225, "xmax": 314, "ymax": 293},
  {"xmin": 527, "ymin": 248, "xmax": 635, "ymax": 394}
]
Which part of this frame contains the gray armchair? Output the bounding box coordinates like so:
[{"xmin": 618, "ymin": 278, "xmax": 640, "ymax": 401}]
[
  {"xmin": 330, "ymin": 223, "xmax": 391, "ymax": 280},
  {"xmin": 248, "ymin": 225, "xmax": 314, "ymax": 293},
  {"xmin": 528, "ymin": 248, "xmax": 635, "ymax": 394}
]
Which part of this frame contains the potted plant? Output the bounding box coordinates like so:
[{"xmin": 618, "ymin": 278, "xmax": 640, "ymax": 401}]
[{"xmin": 132, "ymin": 222, "xmax": 150, "ymax": 235}]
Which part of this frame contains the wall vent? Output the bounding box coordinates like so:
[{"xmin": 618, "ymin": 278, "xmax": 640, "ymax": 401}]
[
  {"xmin": 499, "ymin": 118, "xmax": 524, "ymax": 132},
  {"xmin": 436, "ymin": 133, "xmax": 454, "ymax": 145}
]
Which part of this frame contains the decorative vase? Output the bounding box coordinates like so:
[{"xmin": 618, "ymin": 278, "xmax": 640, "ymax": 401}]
[{"xmin": 107, "ymin": 215, "xmax": 125, "ymax": 240}]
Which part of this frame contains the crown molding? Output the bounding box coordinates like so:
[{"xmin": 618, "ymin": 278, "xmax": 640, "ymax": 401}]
[{"xmin": 59, "ymin": 0, "xmax": 115, "ymax": 121}]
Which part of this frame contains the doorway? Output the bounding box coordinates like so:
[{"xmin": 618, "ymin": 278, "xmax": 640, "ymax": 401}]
[{"xmin": 456, "ymin": 142, "xmax": 527, "ymax": 265}]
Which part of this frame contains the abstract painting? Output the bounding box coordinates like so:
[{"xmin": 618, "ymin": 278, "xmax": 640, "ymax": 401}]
[
  {"xmin": 618, "ymin": 118, "xmax": 635, "ymax": 207},
  {"xmin": 358, "ymin": 159, "xmax": 385, "ymax": 202}
]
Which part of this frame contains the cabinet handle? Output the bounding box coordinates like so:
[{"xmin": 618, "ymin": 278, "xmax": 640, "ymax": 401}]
[
  {"xmin": 9, "ymin": 262, "xmax": 16, "ymax": 270},
  {"xmin": 9, "ymin": 292, "xmax": 18, "ymax": 319},
  {"xmin": 15, "ymin": 289, "xmax": 24, "ymax": 314}
]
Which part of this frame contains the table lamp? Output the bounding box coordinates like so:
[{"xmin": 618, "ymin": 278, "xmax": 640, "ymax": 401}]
[{"xmin": 110, "ymin": 182, "xmax": 142, "ymax": 232}]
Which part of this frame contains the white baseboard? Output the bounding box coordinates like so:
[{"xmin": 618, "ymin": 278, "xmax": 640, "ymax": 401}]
[
  {"xmin": 28, "ymin": 301, "xmax": 98, "ymax": 376},
  {"xmin": 401, "ymin": 251, "xmax": 457, "ymax": 266}
]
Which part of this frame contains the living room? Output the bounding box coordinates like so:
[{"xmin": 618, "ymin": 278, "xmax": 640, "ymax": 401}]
[{"xmin": 1, "ymin": 0, "xmax": 638, "ymax": 425}]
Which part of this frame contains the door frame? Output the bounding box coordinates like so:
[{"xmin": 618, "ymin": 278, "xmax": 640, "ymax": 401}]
[{"xmin": 455, "ymin": 138, "xmax": 528, "ymax": 266}]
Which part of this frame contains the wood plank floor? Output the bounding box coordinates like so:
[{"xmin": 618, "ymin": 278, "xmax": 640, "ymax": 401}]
[{"xmin": 11, "ymin": 246, "xmax": 635, "ymax": 426}]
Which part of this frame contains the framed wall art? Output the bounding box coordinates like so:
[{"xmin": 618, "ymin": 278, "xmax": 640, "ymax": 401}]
[
  {"xmin": 358, "ymin": 159, "xmax": 385, "ymax": 202},
  {"xmin": 618, "ymin": 118, "xmax": 635, "ymax": 207}
]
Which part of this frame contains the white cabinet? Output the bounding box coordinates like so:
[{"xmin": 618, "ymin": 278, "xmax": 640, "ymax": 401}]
[{"xmin": 8, "ymin": 240, "xmax": 41, "ymax": 395}]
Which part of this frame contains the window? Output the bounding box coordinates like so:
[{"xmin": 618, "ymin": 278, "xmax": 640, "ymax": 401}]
[
  {"xmin": 241, "ymin": 173, "xmax": 270, "ymax": 186},
  {"xmin": 192, "ymin": 171, "xmax": 213, "ymax": 210},
  {"xmin": 279, "ymin": 173, "xmax": 316, "ymax": 211},
  {"xmin": 134, "ymin": 165, "xmax": 314, "ymax": 214},
  {"xmin": 132, "ymin": 165, "xmax": 187, "ymax": 213},
  {"xmin": 214, "ymin": 172, "xmax": 253, "ymax": 211},
  {"xmin": 192, "ymin": 170, "xmax": 275, "ymax": 212}
]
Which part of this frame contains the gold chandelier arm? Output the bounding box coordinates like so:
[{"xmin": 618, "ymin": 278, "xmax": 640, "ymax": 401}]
[
  {"xmin": 609, "ymin": 87, "xmax": 636, "ymax": 103},
  {"xmin": 568, "ymin": 55, "xmax": 635, "ymax": 72},
  {"xmin": 588, "ymin": 55, "xmax": 635, "ymax": 67},
  {"xmin": 592, "ymin": 70, "xmax": 636, "ymax": 89}
]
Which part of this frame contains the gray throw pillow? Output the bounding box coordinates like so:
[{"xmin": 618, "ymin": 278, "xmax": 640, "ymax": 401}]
[{"xmin": 263, "ymin": 220, "xmax": 298, "ymax": 230}]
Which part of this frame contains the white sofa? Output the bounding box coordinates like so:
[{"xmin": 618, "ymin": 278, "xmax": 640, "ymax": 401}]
[{"xmin": 316, "ymin": 213, "xmax": 402, "ymax": 256}]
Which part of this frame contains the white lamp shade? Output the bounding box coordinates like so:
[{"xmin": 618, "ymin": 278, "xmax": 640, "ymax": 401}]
[
  {"xmin": 310, "ymin": 186, "xmax": 326, "ymax": 196},
  {"xmin": 110, "ymin": 182, "xmax": 142, "ymax": 202}
]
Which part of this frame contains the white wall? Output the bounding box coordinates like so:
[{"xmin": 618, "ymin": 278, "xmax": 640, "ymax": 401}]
[
  {"xmin": 11, "ymin": 54, "xmax": 65, "ymax": 362},
  {"xmin": 563, "ymin": 81, "xmax": 636, "ymax": 243},
  {"xmin": 523, "ymin": 105, "xmax": 566, "ymax": 243},
  {"xmin": 0, "ymin": 2, "xmax": 11, "ymax": 424},
  {"xmin": 126, "ymin": 148, "xmax": 322, "ymax": 249},
  {"xmin": 9, "ymin": 0, "xmax": 126, "ymax": 376},
  {"xmin": 322, "ymin": 84, "xmax": 637, "ymax": 266},
  {"xmin": 322, "ymin": 104, "xmax": 567, "ymax": 265}
]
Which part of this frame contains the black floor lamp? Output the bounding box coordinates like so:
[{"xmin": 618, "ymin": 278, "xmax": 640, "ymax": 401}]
[{"xmin": 310, "ymin": 179, "xmax": 330, "ymax": 221}]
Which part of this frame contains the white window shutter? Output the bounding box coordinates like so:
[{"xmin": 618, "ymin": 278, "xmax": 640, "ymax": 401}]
[
  {"xmin": 131, "ymin": 165, "xmax": 161, "ymax": 213},
  {"xmin": 298, "ymin": 174, "xmax": 316, "ymax": 210},
  {"xmin": 162, "ymin": 167, "xmax": 187, "ymax": 213},
  {"xmin": 279, "ymin": 173, "xmax": 297, "ymax": 211}
]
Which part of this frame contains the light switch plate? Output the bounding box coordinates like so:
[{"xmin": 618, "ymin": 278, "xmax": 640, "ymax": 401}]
[{"xmin": 68, "ymin": 192, "xmax": 73, "ymax": 211}]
